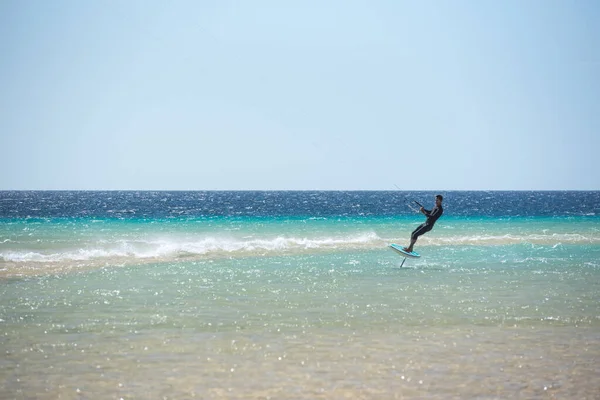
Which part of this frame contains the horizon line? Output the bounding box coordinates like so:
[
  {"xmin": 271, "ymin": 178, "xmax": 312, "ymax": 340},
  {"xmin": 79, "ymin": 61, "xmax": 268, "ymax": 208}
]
[{"xmin": 1, "ymin": 189, "xmax": 599, "ymax": 192}]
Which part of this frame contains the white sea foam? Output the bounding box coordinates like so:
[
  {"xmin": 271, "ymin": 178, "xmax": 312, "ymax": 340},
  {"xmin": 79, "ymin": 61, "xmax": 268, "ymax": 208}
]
[
  {"xmin": 0, "ymin": 232, "xmax": 383, "ymax": 263},
  {"xmin": 1, "ymin": 231, "xmax": 597, "ymax": 264},
  {"xmin": 417, "ymin": 233, "xmax": 599, "ymax": 246}
]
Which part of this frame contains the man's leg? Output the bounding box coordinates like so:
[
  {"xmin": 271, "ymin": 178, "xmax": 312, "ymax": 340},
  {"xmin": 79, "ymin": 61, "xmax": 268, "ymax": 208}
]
[
  {"xmin": 405, "ymin": 223, "xmax": 430, "ymax": 252},
  {"xmin": 405, "ymin": 237, "xmax": 417, "ymax": 253}
]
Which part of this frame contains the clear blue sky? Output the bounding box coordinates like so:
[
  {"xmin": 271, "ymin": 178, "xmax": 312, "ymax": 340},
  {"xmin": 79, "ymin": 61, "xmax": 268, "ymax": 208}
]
[{"xmin": 1, "ymin": 0, "xmax": 599, "ymax": 190}]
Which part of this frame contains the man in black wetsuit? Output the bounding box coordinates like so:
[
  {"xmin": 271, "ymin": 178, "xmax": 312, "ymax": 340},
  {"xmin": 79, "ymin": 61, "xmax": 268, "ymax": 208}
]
[{"xmin": 404, "ymin": 194, "xmax": 443, "ymax": 253}]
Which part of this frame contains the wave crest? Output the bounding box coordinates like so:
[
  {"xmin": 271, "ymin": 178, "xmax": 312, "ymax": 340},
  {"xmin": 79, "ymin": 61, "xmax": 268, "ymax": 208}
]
[
  {"xmin": 1, "ymin": 231, "xmax": 598, "ymax": 265},
  {"xmin": 0, "ymin": 232, "xmax": 382, "ymax": 263}
]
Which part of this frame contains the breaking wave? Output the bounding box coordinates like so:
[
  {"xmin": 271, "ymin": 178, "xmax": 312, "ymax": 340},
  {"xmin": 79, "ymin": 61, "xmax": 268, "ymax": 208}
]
[
  {"xmin": 0, "ymin": 232, "xmax": 383, "ymax": 263},
  {"xmin": 1, "ymin": 231, "xmax": 598, "ymax": 265}
]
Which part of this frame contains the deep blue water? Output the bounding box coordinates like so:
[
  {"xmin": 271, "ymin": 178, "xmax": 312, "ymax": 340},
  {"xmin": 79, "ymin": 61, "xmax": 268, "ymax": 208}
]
[{"xmin": 1, "ymin": 191, "xmax": 599, "ymax": 219}]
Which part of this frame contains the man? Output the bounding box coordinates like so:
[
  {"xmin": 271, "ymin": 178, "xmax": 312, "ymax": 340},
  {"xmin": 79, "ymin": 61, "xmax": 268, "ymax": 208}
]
[{"xmin": 404, "ymin": 194, "xmax": 443, "ymax": 253}]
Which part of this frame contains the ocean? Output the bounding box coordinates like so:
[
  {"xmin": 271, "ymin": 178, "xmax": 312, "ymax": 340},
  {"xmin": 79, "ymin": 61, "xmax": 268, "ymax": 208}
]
[{"xmin": 1, "ymin": 191, "xmax": 599, "ymax": 399}]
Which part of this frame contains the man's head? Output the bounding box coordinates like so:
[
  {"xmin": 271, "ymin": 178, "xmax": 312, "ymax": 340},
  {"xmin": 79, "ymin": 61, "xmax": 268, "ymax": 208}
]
[{"xmin": 435, "ymin": 194, "xmax": 443, "ymax": 206}]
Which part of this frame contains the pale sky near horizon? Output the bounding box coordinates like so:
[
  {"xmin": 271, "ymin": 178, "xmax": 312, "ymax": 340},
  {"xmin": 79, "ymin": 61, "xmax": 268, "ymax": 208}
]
[{"xmin": 1, "ymin": 0, "xmax": 599, "ymax": 190}]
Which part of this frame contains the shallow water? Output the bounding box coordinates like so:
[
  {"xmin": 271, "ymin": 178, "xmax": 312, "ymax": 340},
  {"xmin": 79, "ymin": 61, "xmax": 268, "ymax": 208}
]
[{"xmin": 2, "ymin": 247, "xmax": 600, "ymax": 399}]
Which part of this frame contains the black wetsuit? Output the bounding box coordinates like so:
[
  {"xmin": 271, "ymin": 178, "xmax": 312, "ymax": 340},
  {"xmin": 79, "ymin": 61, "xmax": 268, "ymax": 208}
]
[{"xmin": 411, "ymin": 205, "xmax": 443, "ymax": 240}]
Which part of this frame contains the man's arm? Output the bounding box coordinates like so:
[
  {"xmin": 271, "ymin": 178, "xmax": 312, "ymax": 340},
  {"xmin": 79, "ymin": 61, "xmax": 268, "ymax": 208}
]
[{"xmin": 428, "ymin": 207, "xmax": 441, "ymax": 219}]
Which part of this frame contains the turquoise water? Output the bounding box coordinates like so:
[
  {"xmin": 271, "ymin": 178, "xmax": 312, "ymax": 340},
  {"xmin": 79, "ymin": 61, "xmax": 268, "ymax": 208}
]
[
  {"xmin": 1, "ymin": 192, "xmax": 600, "ymax": 398},
  {"xmin": 2, "ymin": 216, "xmax": 598, "ymax": 272}
]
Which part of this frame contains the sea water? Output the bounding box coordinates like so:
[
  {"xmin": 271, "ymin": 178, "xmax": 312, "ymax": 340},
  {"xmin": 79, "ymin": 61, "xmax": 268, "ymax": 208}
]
[{"xmin": 1, "ymin": 191, "xmax": 599, "ymax": 399}]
